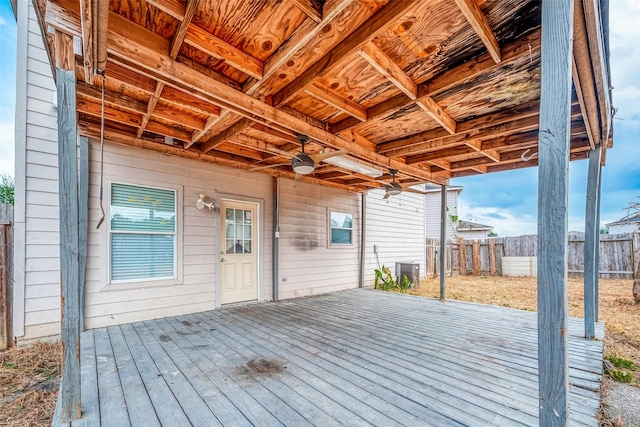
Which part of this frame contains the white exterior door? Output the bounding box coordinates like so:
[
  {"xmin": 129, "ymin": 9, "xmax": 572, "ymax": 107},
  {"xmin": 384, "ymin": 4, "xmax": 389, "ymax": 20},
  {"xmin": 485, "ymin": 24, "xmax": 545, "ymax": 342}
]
[{"xmin": 220, "ymin": 200, "xmax": 258, "ymax": 304}]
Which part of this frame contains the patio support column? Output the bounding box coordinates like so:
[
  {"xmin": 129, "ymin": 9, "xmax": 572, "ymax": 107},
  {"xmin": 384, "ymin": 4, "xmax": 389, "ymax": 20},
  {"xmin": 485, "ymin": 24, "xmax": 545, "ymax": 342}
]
[
  {"xmin": 272, "ymin": 177, "xmax": 279, "ymax": 301},
  {"xmin": 595, "ymin": 162, "xmax": 602, "ymax": 321},
  {"xmin": 537, "ymin": 0, "xmax": 574, "ymax": 425},
  {"xmin": 439, "ymin": 184, "xmax": 446, "ymax": 301},
  {"xmin": 359, "ymin": 193, "xmax": 366, "ymax": 288},
  {"xmin": 55, "ymin": 30, "xmax": 82, "ymax": 421},
  {"xmin": 584, "ymin": 146, "xmax": 602, "ymax": 338}
]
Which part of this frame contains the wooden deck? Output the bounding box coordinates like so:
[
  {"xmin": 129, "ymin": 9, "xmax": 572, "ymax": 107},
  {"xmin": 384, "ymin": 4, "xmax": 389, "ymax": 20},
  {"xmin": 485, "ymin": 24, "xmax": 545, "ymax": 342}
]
[{"xmin": 53, "ymin": 289, "xmax": 604, "ymax": 426}]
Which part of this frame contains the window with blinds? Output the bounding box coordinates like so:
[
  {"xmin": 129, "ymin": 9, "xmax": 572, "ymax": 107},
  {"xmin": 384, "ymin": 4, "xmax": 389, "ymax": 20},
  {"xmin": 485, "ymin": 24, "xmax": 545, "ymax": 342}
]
[{"xmin": 110, "ymin": 183, "xmax": 177, "ymax": 282}]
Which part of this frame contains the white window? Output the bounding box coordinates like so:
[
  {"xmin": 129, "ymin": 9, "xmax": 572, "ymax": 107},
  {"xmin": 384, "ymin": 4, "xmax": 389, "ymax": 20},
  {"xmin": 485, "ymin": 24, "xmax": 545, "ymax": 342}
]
[
  {"xmin": 109, "ymin": 183, "xmax": 177, "ymax": 282},
  {"xmin": 329, "ymin": 210, "xmax": 353, "ymax": 246}
]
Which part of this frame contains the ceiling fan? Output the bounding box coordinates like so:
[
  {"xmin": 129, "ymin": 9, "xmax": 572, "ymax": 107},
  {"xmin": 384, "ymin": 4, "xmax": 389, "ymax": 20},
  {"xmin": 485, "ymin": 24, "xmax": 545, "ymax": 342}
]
[
  {"xmin": 251, "ymin": 134, "xmax": 348, "ymax": 175},
  {"xmin": 382, "ymin": 169, "xmax": 427, "ymax": 199}
]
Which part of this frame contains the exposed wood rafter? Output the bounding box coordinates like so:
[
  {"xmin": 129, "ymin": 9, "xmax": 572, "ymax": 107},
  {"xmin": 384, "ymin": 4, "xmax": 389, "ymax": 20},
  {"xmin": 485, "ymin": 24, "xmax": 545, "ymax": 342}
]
[
  {"xmin": 454, "ymin": 0, "xmax": 501, "ymax": 63},
  {"xmin": 304, "ymin": 83, "xmax": 367, "ymax": 121}
]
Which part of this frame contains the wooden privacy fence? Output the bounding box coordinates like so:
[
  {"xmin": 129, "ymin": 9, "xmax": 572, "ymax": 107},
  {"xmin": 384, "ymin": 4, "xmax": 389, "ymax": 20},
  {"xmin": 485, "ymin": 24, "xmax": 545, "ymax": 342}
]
[
  {"xmin": 1, "ymin": 204, "xmax": 13, "ymax": 350},
  {"xmin": 426, "ymin": 232, "xmax": 640, "ymax": 279}
]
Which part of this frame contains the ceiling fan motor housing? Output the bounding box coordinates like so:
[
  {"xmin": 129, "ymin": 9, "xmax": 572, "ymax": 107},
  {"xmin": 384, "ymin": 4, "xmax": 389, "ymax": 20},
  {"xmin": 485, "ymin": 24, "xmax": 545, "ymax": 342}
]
[
  {"xmin": 386, "ymin": 181, "xmax": 403, "ymax": 196},
  {"xmin": 292, "ymin": 153, "xmax": 315, "ymax": 175}
]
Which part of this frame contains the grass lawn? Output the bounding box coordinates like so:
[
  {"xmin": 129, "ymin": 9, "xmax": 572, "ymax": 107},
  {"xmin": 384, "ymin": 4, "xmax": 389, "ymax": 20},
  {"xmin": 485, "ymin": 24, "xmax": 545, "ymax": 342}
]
[{"xmin": 394, "ymin": 275, "xmax": 639, "ymax": 386}]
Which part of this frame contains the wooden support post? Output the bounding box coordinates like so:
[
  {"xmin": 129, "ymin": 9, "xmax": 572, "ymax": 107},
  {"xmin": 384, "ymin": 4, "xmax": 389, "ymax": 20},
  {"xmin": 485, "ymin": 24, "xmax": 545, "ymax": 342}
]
[
  {"xmin": 472, "ymin": 241, "xmax": 481, "ymax": 275},
  {"xmin": 56, "ymin": 30, "xmax": 81, "ymax": 421},
  {"xmin": 537, "ymin": 0, "xmax": 573, "ymax": 424},
  {"xmin": 595, "ymin": 152, "xmax": 602, "ymax": 319},
  {"xmin": 78, "ymin": 137, "xmax": 89, "ymax": 331},
  {"xmin": 584, "ymin": 147, "xmax": 601, "ymax": 338},
  {"xmin": 440, "ymin": 185, "xmax": 446, "ymax": 301},
  {"xmin": 458, "ymin": 237, "xmax": 467, "ymax": 275},
  {"xmin": 489, "ymin": 238, "xmax": 496, "ymax": 276}
]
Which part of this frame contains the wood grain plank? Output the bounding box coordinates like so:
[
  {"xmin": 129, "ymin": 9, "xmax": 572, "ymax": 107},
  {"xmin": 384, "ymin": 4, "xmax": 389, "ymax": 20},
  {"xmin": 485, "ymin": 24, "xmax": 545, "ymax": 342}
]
[
  {"xmin": 169, "ymin": 0, "xmax": 197, "ymax": 59},
  {"xmin": 93, "ymin": 328, "xmax": 131, "ymax": 426},
  {"xmin": 56, "ymin": 40, "xmax": 81, "ymax": 419},
  {"xmin": 202, "ymin": 117, "xmax": 255, "ymax": 153},
  {"xmin": 184, "ymin": 25, "xmax": 263, "ymax": 80},
  {"xmin": 537, "ymin": 0, "xmax": 574, "ymax": 424},
  {"xmin": 289, "ymin": 0, "xmax": 322, "ymax": 23},
  {"xmin": 73, "ymin": 331, "xmax": 100, "ymax": 427},
  {"xmin": 304, "ymin": 83, "xmax": 367, "ymax": 121},
  {"xmin": 78, "ymin": 137, "xmax": 88, "ymax": 332},
  {"xmin": 358, "ymin": 42, "xmax": 417, "ymax": 99},
  {"xmin": 78, "ymin": 0, "xmax": 93, "ymax": 82},
  {"xmin": 107, "ymin": 326, "xmax": 161, "ymax": 427},
  {"xmin": 273, "ymin": 0, "xmax": 418, "ymax": 106},
  {"xmin": 454, "ymin": 0, "xmax": 501, "ymax": 63},
  {"xmin": 416, "ymin": 96, "xmax": 457, "ymax": 134},
  {"xmin": 119, "ymin": 324, "xmax": 191, "ymax": 426}
]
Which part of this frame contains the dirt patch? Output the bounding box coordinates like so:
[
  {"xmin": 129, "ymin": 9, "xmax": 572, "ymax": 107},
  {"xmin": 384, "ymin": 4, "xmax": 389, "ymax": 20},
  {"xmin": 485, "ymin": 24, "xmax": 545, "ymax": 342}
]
[
  {"xmin": 0, "ymin": 341, "xmax": 61, "ymax": 427},
  {"xmin": 246, "ymin": 358, "xmax": 284, "ymax": 375},
  {"xmin": 394, "ymin": 276, "xmax": 640, "ymax": 386}
]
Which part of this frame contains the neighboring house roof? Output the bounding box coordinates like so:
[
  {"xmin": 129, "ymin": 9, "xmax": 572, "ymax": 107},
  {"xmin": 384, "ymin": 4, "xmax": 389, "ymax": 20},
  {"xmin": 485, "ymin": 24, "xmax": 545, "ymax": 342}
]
[
  {"xmin": 423, "ymin": 185, "xmax": 463, "ymax": 193},
  {"xmin": 456, "ymin": 220, "xmax": 493, "ymax": 232},
  {"xmin": 606, "ymin": 211, "xmax": 640, "ymax": 227}
]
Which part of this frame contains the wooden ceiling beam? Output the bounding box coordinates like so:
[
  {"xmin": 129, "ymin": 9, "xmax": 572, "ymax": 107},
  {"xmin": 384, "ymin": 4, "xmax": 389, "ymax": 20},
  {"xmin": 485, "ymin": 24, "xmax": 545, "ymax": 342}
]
[
  {"xmin": 144, "ymin": 0, "xmax": 184, "ymax": 20},
  {"xmin": 358, "ymin": 42, "xmax": 417, "ymax": 99},
  {"xmin": 356, "ymin": 40, "xmax": 457, "ymax": 135},
  {"xmin": 407, "ymin": 146, "xmax": 475, "ymax": 165},
  {"xmin": 463, "ymin": 139, "xmax": 500, "ymax": 162},
  {"xmin": 78, "ymin": 0, "xmax": 93, "ymax": 83},
  {"xmin": 213, "ymin": 142, "xmax": 265, "ymax": 161},
  {"xmin": 453, "ymin": 0, "xmax": 501, "ymax": 64},
  {"xmin": 169, "ymin": 0, "xmax": 197, "ymax": 59},
  {"xmin": 250, "ymin": 124, "xmax": 298, "ymax": 144},
  {"xmin": 145, "ymin": 120, "xmax": 194, "ymax": 142},
  {"xmin": 416, "ymin": 97, "xmax": 457, "ymax": 134},
  {"xmin": 289, "ymin": 0, "xmax": 322, "ymax": 23},
  {"xmin": 76, "ymin": 97, "xmax": 143, "ymax": 127},
  {"xmin": 379, "ymin": 101, "xmax": 581, "ymax": 157},
  {"xmin": 273, "ymin": 0, "xmax": 419, "ymax": 107},
  {"xmin": 76, "ymin": 81, "xmax": 148, "ymax": 115},
  {"xmin": 242, "ymin": 0, "xmax": 354, "ymax": 94},
  {"xmin": 151, "ymin": 104, "xmax": 206, "ymax": 131},
  {"xmin": 304, "ymin": 83, "xmax": 367, "ymax": 121},
  {"xmin": 137, "ymin": 82, "xmax": 165, "ymax": 138},
  {"xmin": 573, "ymin": 0, "xmax": 599, "ymax": 150},
  {"xmin": 184, "ymin": 25, "xmax": 263, "ymax": 80},
  {"xmin": 331, "ymin": 29, "xmax": 540, "ymax": 134},
  {"xmin": 202, "ymin": 118, "xmax": 255, "ymax": 153},
  {"xmin": 177, "ymin": 0, "xmax": 354, "ymax": 149}
]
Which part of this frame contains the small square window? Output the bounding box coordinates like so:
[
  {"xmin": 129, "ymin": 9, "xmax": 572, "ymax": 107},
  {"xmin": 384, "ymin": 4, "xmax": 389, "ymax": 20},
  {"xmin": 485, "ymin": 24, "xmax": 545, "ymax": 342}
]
[{"xmin": 329, "ymin": 210, "xmax": 353, "ymax": 246}]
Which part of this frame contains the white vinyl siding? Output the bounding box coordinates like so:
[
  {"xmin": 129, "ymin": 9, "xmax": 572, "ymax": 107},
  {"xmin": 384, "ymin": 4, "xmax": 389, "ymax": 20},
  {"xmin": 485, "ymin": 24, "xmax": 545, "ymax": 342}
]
[
  {"xmin": 278, "ymin": 180, "xmax": 361, "ymax": 299},
  {"xmin": 425, "ymin": 188, "xmax": 461, "ymax": 242},
  {"xmin": 14, "ymin": 2, "xmax": 61, "ymax": 342},
  {"xmin": 364, "ymin": 190, "xmax": 426, "ymax": 286},
  {"xmin": 85, "ymin": 141, "xmax": 273, "ymax": 329},
  {"xmin": 109, "ymin": 183, "xmax": 177, "ymax": 282}
]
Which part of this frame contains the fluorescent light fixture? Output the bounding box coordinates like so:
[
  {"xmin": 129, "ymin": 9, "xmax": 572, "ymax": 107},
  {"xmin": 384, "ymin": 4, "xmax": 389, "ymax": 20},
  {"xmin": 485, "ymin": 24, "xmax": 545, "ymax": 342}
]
[{"xmin": 322, "ymin": 156, "xmax": 383, "ymax": 177}]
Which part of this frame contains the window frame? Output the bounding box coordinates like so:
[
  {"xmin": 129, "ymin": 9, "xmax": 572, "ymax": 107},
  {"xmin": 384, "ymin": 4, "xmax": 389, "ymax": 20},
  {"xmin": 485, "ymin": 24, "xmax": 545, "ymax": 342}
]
[
  {"xmin": 104, "ymin": 179, "xmax": 183, "ymax": 289},
  {"xmin": 327, "ymin": 209, "xmax": 354, "ymax": 247}
]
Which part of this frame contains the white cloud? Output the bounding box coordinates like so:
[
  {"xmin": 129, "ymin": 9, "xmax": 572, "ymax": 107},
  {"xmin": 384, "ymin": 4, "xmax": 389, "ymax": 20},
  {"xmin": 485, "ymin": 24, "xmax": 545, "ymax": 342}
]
[{"xmin": 457, "ymin": 200, "xmax": 537, "ymax": 237}]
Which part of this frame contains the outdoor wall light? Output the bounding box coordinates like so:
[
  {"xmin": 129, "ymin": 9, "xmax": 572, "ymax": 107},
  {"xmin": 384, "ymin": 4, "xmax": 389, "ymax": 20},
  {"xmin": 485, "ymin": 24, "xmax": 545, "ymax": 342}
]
[{"xmin": 196, "ymin": 194, "xmax": 215, "ymax": 210}]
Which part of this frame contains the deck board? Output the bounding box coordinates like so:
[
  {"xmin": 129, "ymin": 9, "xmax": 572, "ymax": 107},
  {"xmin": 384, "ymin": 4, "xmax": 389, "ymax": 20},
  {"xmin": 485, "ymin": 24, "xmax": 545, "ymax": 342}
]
[{"xmin": 57, "ymin": 289, "xmax": 604, "ymax": 426}]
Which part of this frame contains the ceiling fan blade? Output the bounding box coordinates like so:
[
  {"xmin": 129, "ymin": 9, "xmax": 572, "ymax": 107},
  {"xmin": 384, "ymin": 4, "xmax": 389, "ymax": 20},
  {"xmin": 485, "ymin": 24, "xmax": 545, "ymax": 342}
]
[
  {"xmin": 308, "ymin": 149, "xmax": 349, "ymax": 163},
  {"xmin": 266, "ymin": 147, "xmax": 297, "ymax": 158},
  {"xmin": 250, "ymin": 162, "xmax": 290, "ymax": 171}
]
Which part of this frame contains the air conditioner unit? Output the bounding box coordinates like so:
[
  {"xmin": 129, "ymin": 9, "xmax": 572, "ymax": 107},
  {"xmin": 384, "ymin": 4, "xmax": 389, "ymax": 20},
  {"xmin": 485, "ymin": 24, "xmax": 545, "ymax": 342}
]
[{"xmin": 395, "ymin": 262, "xmax": 420, "ymax": 286}]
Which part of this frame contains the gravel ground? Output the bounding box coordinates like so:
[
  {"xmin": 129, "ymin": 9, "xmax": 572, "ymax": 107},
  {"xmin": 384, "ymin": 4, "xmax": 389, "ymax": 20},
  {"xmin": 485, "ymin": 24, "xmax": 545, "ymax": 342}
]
[{"xmin": 602, "ymin": 378, "xmax": 640, "ymax": 426}]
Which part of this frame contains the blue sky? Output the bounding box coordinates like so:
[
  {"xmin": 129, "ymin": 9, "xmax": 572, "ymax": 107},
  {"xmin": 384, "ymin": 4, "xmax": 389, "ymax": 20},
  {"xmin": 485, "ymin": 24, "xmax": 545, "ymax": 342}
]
[{"xmin": 0, "ymin": 1, "xmax": 637, "ymax": 236}]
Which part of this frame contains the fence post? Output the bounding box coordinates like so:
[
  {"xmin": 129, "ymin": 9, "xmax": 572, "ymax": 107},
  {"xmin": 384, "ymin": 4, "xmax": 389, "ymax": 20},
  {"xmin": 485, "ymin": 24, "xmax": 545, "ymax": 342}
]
[
  {"xmin": 473, "ymin": 240, "xmax": 481, "ymax": 276},
  {"xmin": 458, "ymin": 237, "xmax": 466, "ymax": 275},
  {"xmin": 1, "ymin": 204, "xmax": 13, "ymax": 350},
  {"xmin": 489, "ymin": 238, "xmax": 496, "ymax": 276}
]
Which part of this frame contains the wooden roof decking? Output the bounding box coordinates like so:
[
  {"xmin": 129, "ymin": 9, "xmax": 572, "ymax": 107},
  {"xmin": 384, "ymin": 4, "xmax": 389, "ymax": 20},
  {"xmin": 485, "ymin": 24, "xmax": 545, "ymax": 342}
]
[{"xmin": 39, "ymin": 0, "xmax": 611, "ymax": 192}]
